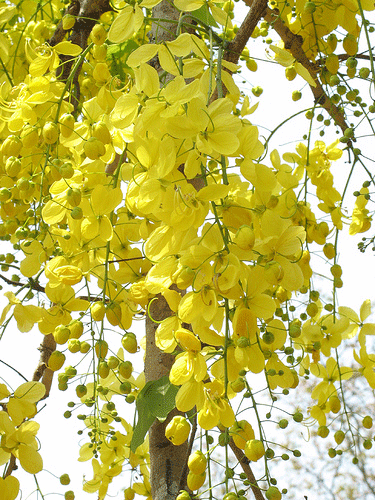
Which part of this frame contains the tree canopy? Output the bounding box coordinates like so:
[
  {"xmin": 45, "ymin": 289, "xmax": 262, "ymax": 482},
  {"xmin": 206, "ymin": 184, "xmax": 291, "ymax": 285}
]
[{"xmin": 0, "ymin": 0, "xmax": 375, "ymax": 499}]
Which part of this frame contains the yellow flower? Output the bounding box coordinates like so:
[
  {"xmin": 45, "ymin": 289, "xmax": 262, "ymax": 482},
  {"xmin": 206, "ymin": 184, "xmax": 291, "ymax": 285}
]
[
  {"xmin": 0, "ymin": 410, "xmax": 43, "ymax": 474},
  {"xmin": 83, "ymin": 458, "xmax": 123, "ymax": 499},
  {"xmin": 80, "ymin": 185, "xmax": 123, "ymax": 242},
  {"xmin": 45, "ymin": 256, "xmax": 83, "ymax": 287},
  {"xmin": 169, "ymin": 348, "xmax": 206, "ymax": 386},
  {"xmin": 175, "ymin": 379, "xmax": 205, "ymax": 412},
  {"xmin": 310, "ymin": 357, "xmax": 352, "ymax": 404},
  {"xmin": 168, "ymin": 97, "xmax": 241, "ymax": 157},
  {"xmin": 265, "ymin": 353, "xmax": 295, "ymax": 390},
  {"xmin": 39, "ymin": 284, "xmax": 89, "ymax": 334},
  {"xmin": 268, "ymin": 43, "xmax": 317, "ymax": 87},
  {"xmin": 7, "ymin": 381, "xmax": 46, "ymax": 425},
  {"xmin": 165, "ymin": 416, "xmax": 191, "ymax": 446},
  {"xmin": 1, "ymin": 292, "xmax": 43, "ymax": 332},
  {"xmin": 353, "ymin": 346, "xmax": 375, "ymax": 389},
  {"xmin": 198, "ymin": 379, "xmax": 235, "ymax": 430}
]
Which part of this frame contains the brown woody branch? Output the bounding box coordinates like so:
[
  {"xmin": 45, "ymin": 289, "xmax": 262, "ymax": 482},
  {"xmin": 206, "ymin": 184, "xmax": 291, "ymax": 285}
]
[
  {"xmin": 263, "ymin": 7, "xmax": 348, "ymax": 132},
  {"xmin": 32, "ymin": 333, "xmax": 57, "ymax": 399},
  {"xmin": 4, "ymin": 455, "xmax": 17, "ymax": 478},
  {"xmin": 224, "ymin": 0, "xmax": 268, "ymax": 65},
  {"xmin": 48, "ymin": 0, "xmax": 113, "ymax": 108},
  {"xmin": 229, "ymin": 439, "xmax": 266, "ymax": 500},
  {"xmin": 211, "ymin": 0, "xmax": 268, "ymax": 101},
  {"xmin": 235, "ymin": 0, "xmax": 349, "ymax": 132}
]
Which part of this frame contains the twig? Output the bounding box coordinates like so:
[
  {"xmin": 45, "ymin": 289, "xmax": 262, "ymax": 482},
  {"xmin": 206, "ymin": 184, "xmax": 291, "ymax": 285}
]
[
  {"xmin": 47, "ymin": 0, "xmax": 113, "ymax": 109},
  {"xmin": 4, "ymin": 455, "xmax": 17, "ymax": 477}
]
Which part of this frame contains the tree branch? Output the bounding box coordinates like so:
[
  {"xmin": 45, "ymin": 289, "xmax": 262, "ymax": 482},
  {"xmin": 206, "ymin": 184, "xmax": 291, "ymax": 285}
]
[
  {"xmin": 257, "ymin": 4, "xmax": 349, "ymax": 133},
  {"xmin": 145, "ymin": 294, "xmax": 191, "ymax": 500},
  {"xmin": 229, "ymin": 439, "xmax": 266, "ymax": 500},
  {"xmin": 48, "ymin": 0, "xmax": 113, "ymax": 108},
  {"xmin": 210, "ymin": 0, "xmax": 268, "ymax": 101},
  {"xmin": 225, "ymin": 0, "xmax": 268, "ymax": 65},
  {"xmin": 32, "ymin": 333, "xmax": 57, "ymax": 398}
]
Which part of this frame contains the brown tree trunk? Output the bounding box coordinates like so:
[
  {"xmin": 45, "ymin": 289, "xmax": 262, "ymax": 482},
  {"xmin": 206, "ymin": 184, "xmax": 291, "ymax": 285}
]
[{"xmin": 145, "ymin": 296, "xmax": 191, "ymax": 500}]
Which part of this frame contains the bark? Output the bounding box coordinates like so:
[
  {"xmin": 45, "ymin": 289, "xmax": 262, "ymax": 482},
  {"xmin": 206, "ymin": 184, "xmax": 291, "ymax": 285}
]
[
  {"xmin": 32, "ymin": 333, "xmax": 57, "ymax": 398},
  {"xmin": 145, "ymin": 1, "xmax": 269, "ymax": 498},
  {"xmin": 229, "ymin": 440, "xmax": 266, "ymax": 500}
]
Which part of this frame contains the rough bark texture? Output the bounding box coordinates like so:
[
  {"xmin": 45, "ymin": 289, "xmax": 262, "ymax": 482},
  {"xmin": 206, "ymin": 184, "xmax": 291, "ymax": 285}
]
[{"xmin": 145, "ymin": 1, "xmax": 270, "ymax": 498}]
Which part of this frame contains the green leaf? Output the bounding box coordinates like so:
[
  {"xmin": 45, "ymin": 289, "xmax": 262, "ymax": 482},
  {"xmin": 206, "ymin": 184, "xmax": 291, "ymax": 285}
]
[
  {"xmin": 191, "ymin": 5, "xmax": 218, "ymax": 28},
  {"xmin": 130, "ymin": 403, "xmax": 154, "ymax": 453},
  {"xmin": 130, "ymin": 376, "xmax": 178, "ymax": 452}
]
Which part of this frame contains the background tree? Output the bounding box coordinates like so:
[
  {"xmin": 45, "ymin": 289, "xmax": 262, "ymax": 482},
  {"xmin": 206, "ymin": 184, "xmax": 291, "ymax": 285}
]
[{"xmin": 0, "ymin": 0, "xmax": 374, "ymax": 499}]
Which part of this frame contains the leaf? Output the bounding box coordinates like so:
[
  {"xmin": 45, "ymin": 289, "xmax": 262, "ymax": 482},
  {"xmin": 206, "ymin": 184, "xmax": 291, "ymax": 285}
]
[
  {"xmin": 190, "ymin": 4, "xmax": 218, "ymax": 27},
  {"xmin": 130, "ymin": 404, "xmax": 154, "ymax": 453},
  {"xmin": 130, "ymin": 376, "xmax": 178, "ymax": 452},
  {"xmin": 54, "ymin": 41, "xmax": 82, "ymax": 56}
]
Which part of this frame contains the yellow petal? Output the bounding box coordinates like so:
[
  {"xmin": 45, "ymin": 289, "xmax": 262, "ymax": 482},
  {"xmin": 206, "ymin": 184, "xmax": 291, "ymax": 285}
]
[
  {"xmin": 18, "ymin": 444, "xmax": 43, "ymax": 473},
  {"xmin": 54, "ymin": 41, "xmax": 82, "ymax": 56},
  {"xmin": 360, "ymin": 299, "xmax": 372, "ymax": 322},
  {"xmin": 127, "ymin": 44, "xmax": 159, "ymax": 68},
  {"xmin": 14, "ymin": 381, "xmax": 46, "ymax": 403},
  {"xmin": 0, "ymin": 476, "xmax": 20, "ymax": 500}
]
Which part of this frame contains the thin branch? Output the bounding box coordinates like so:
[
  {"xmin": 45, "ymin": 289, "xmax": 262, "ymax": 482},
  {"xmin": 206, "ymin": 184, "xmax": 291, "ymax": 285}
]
[
  {"xmin": 179, "ymin": 411, "xmax": 197, "ymax": 494},
  {"xmin": 32, "ymin": 334, "xmax": 57, "ymax": 399},
  {"xmin": 211, "ymin": 0, "xmax": 268, "ymax": 101},
  {"xmin": 0, "ymin": 359, "xmax": 29, "ymax": 382},
  {"xmin": 229, "ymin": 439, "xmax": 266, "ymax": 500},
  {"xmin": 47, "ymin": 0, "xmax": 113, "ymax": 109},
  {"xmin": 4, "ymin": 455, "xmax": 17, "ymax": 478},
  {"xmin": 260, "ymin": 5, "xmax": 349, "ymax": 133},
  {"xmin": 225, "ymin": 0, "xmax": 268, "ymax": 65}
]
